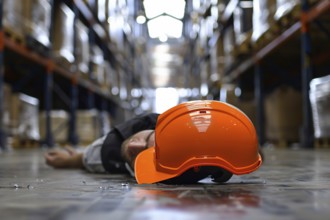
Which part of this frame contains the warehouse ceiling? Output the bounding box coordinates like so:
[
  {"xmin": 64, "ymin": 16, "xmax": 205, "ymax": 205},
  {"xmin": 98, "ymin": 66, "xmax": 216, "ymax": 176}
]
[{"xmin": 141, "ymin": 0, "xmax": 189, "ymax": 88}]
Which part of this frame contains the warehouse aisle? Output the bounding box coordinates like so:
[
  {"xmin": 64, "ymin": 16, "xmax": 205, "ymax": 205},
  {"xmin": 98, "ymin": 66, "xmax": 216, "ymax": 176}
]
[{"xmin": 1, "ymin": 147, "xmax": 330, "ymax": 220}]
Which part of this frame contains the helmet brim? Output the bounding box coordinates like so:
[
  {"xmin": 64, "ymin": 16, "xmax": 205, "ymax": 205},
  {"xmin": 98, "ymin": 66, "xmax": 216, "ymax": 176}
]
[{"xmin": 135, "ymin": 147, "xmax": 178, "ymax": 184}]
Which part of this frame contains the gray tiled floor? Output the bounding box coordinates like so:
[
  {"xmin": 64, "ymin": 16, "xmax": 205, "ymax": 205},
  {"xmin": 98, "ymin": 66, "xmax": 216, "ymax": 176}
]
[{"xmin": 1, "ymin": 147, "xmax": 330, "ymax": 220}]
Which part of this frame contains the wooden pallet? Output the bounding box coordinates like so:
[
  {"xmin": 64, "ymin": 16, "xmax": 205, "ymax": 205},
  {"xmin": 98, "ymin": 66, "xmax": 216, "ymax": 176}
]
[
  {"xmin": 4, "ymin": 27, "xmax": 25, "ymax": 45},
  {"xmin": 267, "ymin": 138, "xmax": 300, "ymax": 148},
  {"xmin": 275, "ymin": 5, "xmax": 300, "ymax": 30},
  {"xmin": 252, "ymin": 24, "xmax": 280, "ymax": 50},
  {"xmin": 25, "ymin": 35, "xmax": 50, "ymax": 57},
  {"xmin": 53, "ymin": 55, "xmax": 74, "ymax": 70},
  {"xmin": 235, "ymin": 32, "xmax": 252, "ymax": 56},
  {"xmin": 11, "ymin": 138, "xmax": 40, "ymax": 149},
  {"xmin": 315, "ymin": 138, "xmax": 330, "ymax": 149}
]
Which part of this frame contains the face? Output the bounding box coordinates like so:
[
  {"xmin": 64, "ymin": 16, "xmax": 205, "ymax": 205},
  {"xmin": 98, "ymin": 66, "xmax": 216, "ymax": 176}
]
[{"xmin": 121, "ymin": 130, "xmax": 155, "ymax": 169}]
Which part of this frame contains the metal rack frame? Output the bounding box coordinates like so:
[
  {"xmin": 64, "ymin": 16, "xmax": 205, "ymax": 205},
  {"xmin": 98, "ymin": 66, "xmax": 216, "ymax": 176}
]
[
  {"xmin": 219, "ymin": 0, "xmax": 330, "ymax": 147},
  {"xmin": 0, "ymin": 0, "xmax": 128, "ymax": 149}
]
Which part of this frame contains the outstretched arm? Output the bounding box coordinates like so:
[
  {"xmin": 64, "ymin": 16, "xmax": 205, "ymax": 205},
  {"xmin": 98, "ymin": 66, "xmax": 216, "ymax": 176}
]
[{"xmin": 44, "ymin": 147, "xmax": 84, "ymax": 169}]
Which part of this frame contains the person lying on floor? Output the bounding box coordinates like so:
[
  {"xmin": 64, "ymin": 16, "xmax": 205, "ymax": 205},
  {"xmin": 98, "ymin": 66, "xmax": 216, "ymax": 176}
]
[
  {"xmin": 45, "ymin": 113, "xmax": 159, "ymax": 176},
  {"xmin": 45, "ymin": 100, "xmax": 263, "ymax": 184}
]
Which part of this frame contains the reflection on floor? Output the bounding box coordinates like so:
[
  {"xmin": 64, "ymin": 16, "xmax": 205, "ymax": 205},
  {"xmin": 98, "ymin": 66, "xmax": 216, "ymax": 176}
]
[{"xmin": 0, "ymin": 147, "xmax": 330, "ymax": 220}]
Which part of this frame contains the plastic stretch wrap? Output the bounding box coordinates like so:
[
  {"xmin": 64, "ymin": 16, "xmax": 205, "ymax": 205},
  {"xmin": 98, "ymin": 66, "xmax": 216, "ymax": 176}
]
[
  {"xmin": 97, "ymin": 0, "xmax": 108, "ymax": 23},
  {"xmin": 99, "ymin": 111, "xmax": 111, "ymax": 136},
  {"xmin": 3, "ymin": 0, "xmax": 24, "ymax": 35},
  {"xmin": 223, "ymin": 26, "xmax": 235, "ymax": 70},
  {"xmin": 52, "ymin": 4, "xmax": 75, "ymax": 63},
  {"xmin": 91, "ymin": 46, "xmax": 105, "ymax": 84},
  {"xmin": 252, "ymin": 0, "xmax": 277, "ymax": 42},
  {"xmin": 76, "ymin": 109, "xmax": 101, "ymax": 144},
  {"xmin": 3, "ymin": 84, "xmax": 12, "ymax": 133},
  {"xmin": 274, "ymin": 0, "xmax": 300, "ymax": 21},
  {"xmin": 76, "ymin": 20, "xmax": 90, "ymax": 74},
  {"xmin": 23, "ymin": 0, "xmax": 52, "ymax": 47},
  {"xmin": 265, "ymin": 86, "xmax": 302, "ymax": 141},
  {"xmin": 310, "ymin": 75, "xmax": 330, "ymax": 138},
  {"xmin": 233, "ymin": 5, "xmax": 253, "ymax": 45},
  {"xmin": 14, "ymin": 94, "xmax": 40, "ymax": 141},
  {"xmin": 102, "ymin": 61, "xmax": 114, "ymax": 89},
  {"xmin": 39, "ymin": 110, "xmax": 69, "ymax": 144}
]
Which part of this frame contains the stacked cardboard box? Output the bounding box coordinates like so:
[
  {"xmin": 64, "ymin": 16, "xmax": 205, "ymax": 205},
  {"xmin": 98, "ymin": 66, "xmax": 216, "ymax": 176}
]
[
  {"xmin": 3, "ymin": 0, "xmax": 51, "ymax": 48},
  {"xmin": 265, "ymin": 86, "xmax": 302, "ymax": 143},
  {"xmin": 3, "ymin": 0, "xmax": 25, "ymax": 38},
  {"xmin": 274, "ymin": 0, "xmax": 300, "ymax": 21},
  {"xmin": 251, "ymin": 0, "xmax": 277, "ymax": 45},
  {"xmin": 76, "ymin": 20, "xmax": 90, "ymax": 75},
  {"xmin": 233, "ymin": 3, "xmax": 253, "ymax": 53},
  {"xmin": 222, "ymin": 27, "xmax": 236, "ymax": 71},
  {"xmin": 52, "ymin": 3, "xmax": 75, "ymax": 65},
  {"xmin": 23, "ymin": 0, "xmax": 52, "ymax": 48},
  {"xmin": 76, "ymin": 109, "xmax": 102, "ymax": 145},
  {"xmin": 90, "ymin": 45, "xmax": 106, "ymax": 85},
  {"xmin": 2, "ymin": 84, "xmax": 12, "ymax": 134},
  {"xmin": 39, "ymin": 110, "xmax": 69, "ymax": 144},
  {"xmin": 10, "ymin": 93, "xmax": 40, "ymax": 142}
]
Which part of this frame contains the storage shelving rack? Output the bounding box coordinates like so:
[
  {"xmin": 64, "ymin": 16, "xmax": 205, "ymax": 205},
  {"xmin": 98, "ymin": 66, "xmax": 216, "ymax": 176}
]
[
  {"xmin": 0, "ymin": 0, "xmax": 4, "ymax": 150},
  {"xmin": 0, "ymin": 0, "xmax": 135, "ymax": 150},
  {"xmin": 215, "ymin": 0, "xmax": 330, "ymax": 148}
]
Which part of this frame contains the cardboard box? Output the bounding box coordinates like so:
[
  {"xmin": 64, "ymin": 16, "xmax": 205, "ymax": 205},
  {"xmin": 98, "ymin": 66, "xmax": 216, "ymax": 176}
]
[
  {"xmin": 3, "ymin": 0, "xmax": 24, "ymax": 36},
  {"xmin": 39, "ymin": 110, "xmax": 69, "ymax": 144},
  {"xmin": 23, "ymin": 0, "xmax": 52, "ymax": 47},
  {"xmin": 265, "ymin": 86, "xmax": 302, "ymax": 141},
  {"xmin": 10, "ymin": 93, "xmax": 40, "ymax": 141},
  {"xmin": 76, "ymin": 20, "xmax": 90, "ymax": 74},
  {"xmin": 76, "ymin": 109, "xmax": 101, "ymax": 144},
  {"xmin": 252, "ymin": 0, "xmax": 277, "ymax": 43},
  {"xmin": 52, "ymin": 3, "xmax": 75, "ymax": 64},
  {"xmin": 90, "ymin": 45, "xmax": 105, "ymax": 84},
  {"xmin": 274, "ymin": 0, "xmax": 300, "ymax": 21}
]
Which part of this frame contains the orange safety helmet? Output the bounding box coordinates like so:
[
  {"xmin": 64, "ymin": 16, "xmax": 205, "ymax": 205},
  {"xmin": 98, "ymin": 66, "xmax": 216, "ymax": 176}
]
[{"xmin": 135, "ymin": 100, "xmax": 262, "ymax": 184}]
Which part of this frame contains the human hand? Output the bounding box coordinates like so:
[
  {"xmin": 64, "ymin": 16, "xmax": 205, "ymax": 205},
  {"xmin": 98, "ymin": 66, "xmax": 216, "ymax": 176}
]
[{"xmin": 44, "ymin": 147, "xmax": 83, "ymax": 169}]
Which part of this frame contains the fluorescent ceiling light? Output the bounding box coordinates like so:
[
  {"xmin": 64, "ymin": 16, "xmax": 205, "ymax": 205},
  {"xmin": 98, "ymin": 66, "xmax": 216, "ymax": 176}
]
[
  {"xmin": 240, "ymin": 1, "xmax": 253, "ymax": 8},
  {"xmin": 144, "ymin": 0, "xmax": 186, "ymax": 19},
  {"xmin": 136, "ymin": 15, "xmax": 146, "ymax": 24},
  {"xmin": 147, "ymin": 15, "xmax": 183, "ymax": 38}
]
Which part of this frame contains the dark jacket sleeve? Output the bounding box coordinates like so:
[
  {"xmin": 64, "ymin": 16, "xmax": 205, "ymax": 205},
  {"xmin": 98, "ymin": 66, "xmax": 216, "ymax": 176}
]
[{"xmin": 101, "ymin": 113, "xmax": 159, "ymax": 173}]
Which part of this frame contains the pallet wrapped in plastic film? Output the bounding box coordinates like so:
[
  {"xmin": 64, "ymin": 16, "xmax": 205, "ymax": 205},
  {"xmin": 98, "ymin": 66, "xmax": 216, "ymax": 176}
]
[
  {"xmin": 76, "ymin": 109, "xmax": 102, "ymax": 145},
  {"xmin": 52, "ymin": 3, "xmax": 75, "ymax": 65},
  {"xmin": 84, "ymin": 0, "xmax": 108, "ymax": 23},
  {"xmin": 10, "ymin": 93, "xmax": 40, "ymax": 146},
  {"xmin": 310, "ymin": 75, "xmax": 330, "ymax": 139},
  {"xmin": 274, "ymin": 0, "xmax": 300, "ymax": 22},
  {"xmin": 23, "ymin": 0, "xmax": 52, "ymax": 51},
  {"xmin": 39, "ymin": 110, "xmax": 69, "ymax": 145},
  {"xmin": 251, "ymin": 0, "xmax": 277, "ymax": 46},
  {"xmin": 222, "ymin": 26, "xmax": 236, "ymax": 71},
  {"xmin": 265, "ymin": 86, "xmax": 302, "ymax": 145},
  {"xmin": 90, "ymin": 45, "xmax": 106, "ymax": 85},
  {"xmin": 2, "ymin": 84, "xmax": 13, "ymax": 134},
  {"xmin": 75, "ymin": 20, "xmax": 90, "ymax": 75},
  {"xmin": 3, "ymin": 0, "xmax": 25, "ymax": 40},
  {"xmin": 233, "ymin": 2, "xmax": 253, "ymax": 54}
]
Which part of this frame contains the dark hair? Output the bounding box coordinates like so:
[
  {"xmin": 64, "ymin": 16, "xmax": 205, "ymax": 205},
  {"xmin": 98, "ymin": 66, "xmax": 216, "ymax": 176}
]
[{"xmin": 161, "ymin": 166, "xmax": 233, "ymax": 184}]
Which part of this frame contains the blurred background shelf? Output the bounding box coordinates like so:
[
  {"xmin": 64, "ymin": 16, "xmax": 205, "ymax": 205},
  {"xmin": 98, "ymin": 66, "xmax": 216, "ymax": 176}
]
[{"xmin": 0, "ymin": 0, "xmax": 330, "ymax": 149}]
